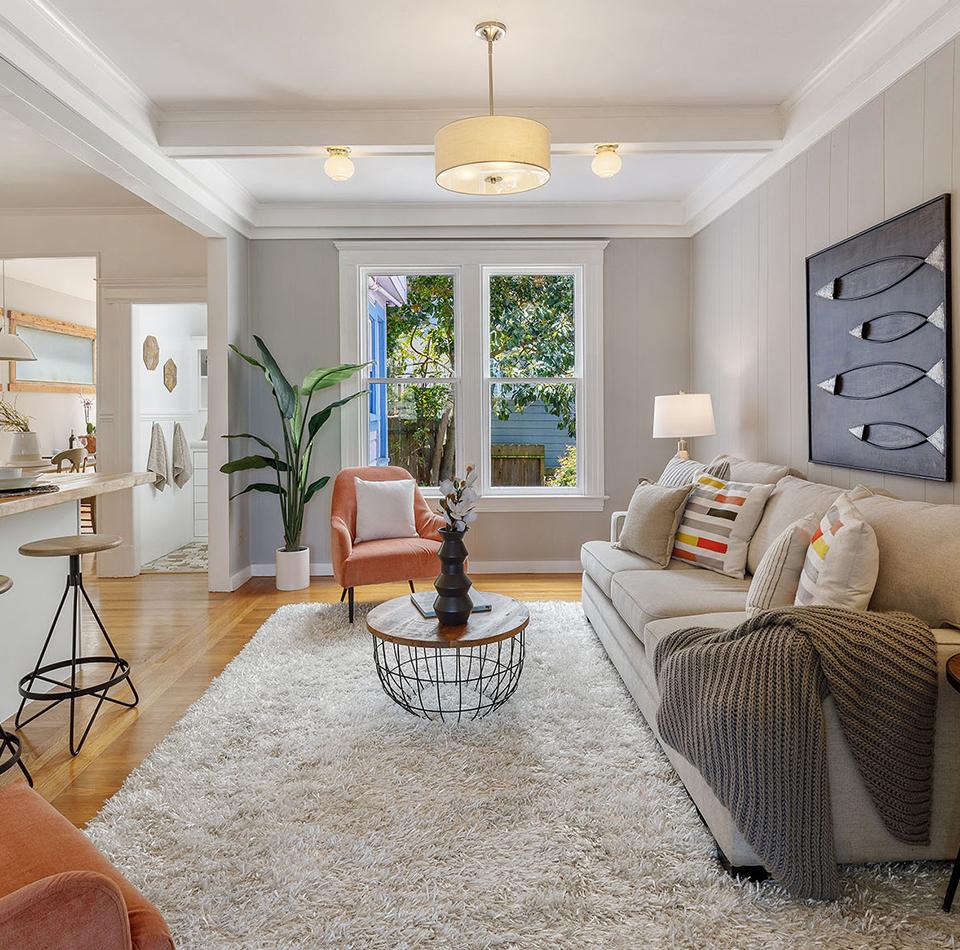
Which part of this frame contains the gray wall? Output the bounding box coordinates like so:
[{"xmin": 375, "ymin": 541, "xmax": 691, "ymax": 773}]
[
  {"xmin": 246, "ymin": 238, "xmax": 691, "ymax": 567},
  {"xmin": 692, "ymin": 39, "xmax": 960, "ymax": 506}
]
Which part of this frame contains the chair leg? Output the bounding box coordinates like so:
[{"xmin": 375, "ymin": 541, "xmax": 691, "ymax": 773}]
[
  {"xmin": 348, "ymin": 587, "xmax": 354, "ymax": 624},
  {"xmin": 340, "ymin": 588, "xmax": 347, "ymax": 603},
  {"xmin": 408, "ymin": 580, "xmax": 415, "ymax": 593}
]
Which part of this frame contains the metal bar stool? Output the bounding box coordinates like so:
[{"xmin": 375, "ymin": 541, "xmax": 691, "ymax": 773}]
[
  {"xmin": 16, "ymin": 535, "xmax": 139, "ymax": 756},
  {"xmin": 0, "ymin": 576, "xmax": 32, "ymax": 785}
]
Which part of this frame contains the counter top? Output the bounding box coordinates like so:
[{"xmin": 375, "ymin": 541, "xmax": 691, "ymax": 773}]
[{"xmin": 0, "ymin": 472, "xmax": 156, "ymax": 519}]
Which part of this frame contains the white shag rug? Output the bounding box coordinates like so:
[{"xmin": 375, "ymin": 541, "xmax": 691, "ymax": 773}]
[{"xmin": 86, "ymin": 602, "xmax": 960, "ymax": 949}]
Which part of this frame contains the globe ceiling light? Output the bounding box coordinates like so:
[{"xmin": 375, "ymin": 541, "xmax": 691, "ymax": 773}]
[
  {"xmin": 434, "ymin": 21, "xmax": 551, "ymax": 196},
  {"xmin": 591, "ymin": 144, "xmax": 622, "ymax": 179},
  {"xmin": 324, "ymin": 146, "xmax": 355, "ymax": 182}
]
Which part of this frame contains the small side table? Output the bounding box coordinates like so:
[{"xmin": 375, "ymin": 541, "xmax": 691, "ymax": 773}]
[{"xmin": 944, "ymin": 654, "xmax": 960, "ymax": 912}]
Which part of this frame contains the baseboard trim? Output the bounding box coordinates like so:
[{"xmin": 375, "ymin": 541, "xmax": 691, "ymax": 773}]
[
  {"xmin": 248, "ymin": 560, "xmax": 583, "ymax": 577},
  {"xmin": 228, "ymin": 565, "xmax": 253, "ymax": 590}
]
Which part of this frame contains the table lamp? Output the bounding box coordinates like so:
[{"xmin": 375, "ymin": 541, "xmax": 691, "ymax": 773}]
[{"xmin": 652, "ymin": 392, "xmax": 715, "ymax": 460}]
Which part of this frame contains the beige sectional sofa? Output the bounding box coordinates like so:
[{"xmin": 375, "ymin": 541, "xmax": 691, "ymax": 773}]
[{"xmin": 581, "ymin": 463, "xmax": 960, "ymax": 873}]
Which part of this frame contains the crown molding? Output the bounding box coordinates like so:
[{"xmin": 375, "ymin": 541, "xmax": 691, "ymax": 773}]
[
  {"xmin": 0, "ymin": 204, "xmax": 159, "ymax": 216},
  {"xmin": 685, "ymin": 0, "xmax": 960, "ymax": 233}
]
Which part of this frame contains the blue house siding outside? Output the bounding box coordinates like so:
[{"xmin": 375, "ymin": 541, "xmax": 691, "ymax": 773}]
[{"xmin": 490, "ymin": 400, "xmax": 574, "ymax": 469}]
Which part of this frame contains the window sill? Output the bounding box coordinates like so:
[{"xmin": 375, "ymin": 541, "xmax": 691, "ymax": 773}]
[{"xmin": 421, "ymin": 492, "xmax": 608, "ymax": 513}]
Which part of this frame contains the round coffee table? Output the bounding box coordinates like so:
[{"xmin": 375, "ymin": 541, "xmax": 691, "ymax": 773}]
[{"xmin": 366, "ymin": 592, "xmax": 529, "ymax": 721}]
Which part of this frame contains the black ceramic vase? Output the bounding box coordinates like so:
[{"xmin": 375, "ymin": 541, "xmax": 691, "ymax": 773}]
[{"xmin": 433, "ymin": 527, "xmax": 473, "ymax": 625}]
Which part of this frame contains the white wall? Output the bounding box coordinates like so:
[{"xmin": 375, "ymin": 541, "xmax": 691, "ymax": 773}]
[
  {"xmin": 244, "ymin": 238, "xmax": 692, "ymax": 569},
  {"xmin": 132, "ymin": 302, "xmax": 206, "ymax": 566},
  {"xmin": 691, "ymin": 39, "xmax": 960, "ymax": 506},
  {"xmin": 0, "ymin": 273, "xmax": 96, "ymax": 454}
]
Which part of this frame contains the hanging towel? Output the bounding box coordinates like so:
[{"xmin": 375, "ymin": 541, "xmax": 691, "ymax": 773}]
[
  {"xmin": 172, "ymin": 422, "xmax": 193, "ymax": 488},
  {"xmin": 147, "ymin": 422, "xmax": 170, "ymax": 492}
]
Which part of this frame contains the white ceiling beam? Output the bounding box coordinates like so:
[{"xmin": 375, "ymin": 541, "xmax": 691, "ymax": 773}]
[
  {"xmin": 0, "ymin": 0, "xmax": 252, "ymax": 237},
  {"xmin": 157, "ymin": 105, "xmax": 783, "ymax": 156}
]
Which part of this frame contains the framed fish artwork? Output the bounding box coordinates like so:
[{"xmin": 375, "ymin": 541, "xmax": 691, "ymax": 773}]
[{"xmin": 806, "ymin": 194, "xmax": 951, "ymax": 481}]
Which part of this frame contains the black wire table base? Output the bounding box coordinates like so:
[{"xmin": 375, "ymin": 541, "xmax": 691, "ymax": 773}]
[{"xmin": 373, "ymin": 631, "xmax": 525, "ymax": 721}]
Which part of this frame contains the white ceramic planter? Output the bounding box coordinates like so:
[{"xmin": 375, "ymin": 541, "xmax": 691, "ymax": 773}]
[
  {"xmin": 275, "ymin": 546, "xmax": 310, "ymax": 591},
  {"xmin": 7, "ymin": 431, "xmax": 41, "ymax": 462}
]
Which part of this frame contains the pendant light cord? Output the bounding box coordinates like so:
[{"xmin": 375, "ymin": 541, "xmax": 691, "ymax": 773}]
[{"xmin": 487, "ymin": 37, "xmax": 495, "ymax": 115}]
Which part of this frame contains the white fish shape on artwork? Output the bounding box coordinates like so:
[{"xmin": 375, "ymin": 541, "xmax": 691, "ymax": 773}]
[
  {"xmin": 816, "ymin": 241, "xmax": 945, "ymax": 300},
  {"xmin": 849, "ymin": 423, "xmax": 945, "ymax": 455},
  {"xmin": 849, "ymin": 304, "xmax": 945, "ymax": 342},
  {"xmin": 818, "ymin": 359, "xmax": 945, "ymax": 399}
]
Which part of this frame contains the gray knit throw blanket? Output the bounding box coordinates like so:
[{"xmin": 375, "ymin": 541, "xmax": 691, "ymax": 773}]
[{"xmin": 653, "ymin": 606, "xmax": 937, "ymax": 900}]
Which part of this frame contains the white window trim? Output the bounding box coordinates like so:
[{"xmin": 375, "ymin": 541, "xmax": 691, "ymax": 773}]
[{"xmin": 337, "ymin": 240, "xmax": 607, "ymax": 512}]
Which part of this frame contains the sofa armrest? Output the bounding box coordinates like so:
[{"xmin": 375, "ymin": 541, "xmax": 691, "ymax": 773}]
[
  {"xmin": 610, "ymin": 511, "xmax": 628, "ymax": 543},
  {"xmin": 419, "ymin": 511, "xmax": 446, "ymax": 542},
  {"xmin": 0, "ymin": 871, "xmax": 132, "ymax": 950},
  {"xmin": 330, "ymin": 516, "xmax": 353, "ymax": 585}
]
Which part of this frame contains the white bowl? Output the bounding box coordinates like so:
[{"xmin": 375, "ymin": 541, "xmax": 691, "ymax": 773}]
[{"xmin": 0, "ymin": 467, "xmax": 23, "ymax": 479}]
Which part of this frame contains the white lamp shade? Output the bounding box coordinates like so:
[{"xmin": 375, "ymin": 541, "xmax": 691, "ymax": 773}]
[
  {"xmin": 0, "ymin": 331, "xmax": 36, "ymax": 361},
  {"xmin": 435, "ymin": 115, "xmax": 551, "ymax": 195},
  {"xmin": 652, "ymin": 393, "xmax": 716, "ymax": 439}
]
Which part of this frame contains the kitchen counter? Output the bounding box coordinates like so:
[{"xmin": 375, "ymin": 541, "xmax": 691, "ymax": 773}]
[{"xmin": 0, "ymin": 471, "xmax": 156, "ymax": 518}]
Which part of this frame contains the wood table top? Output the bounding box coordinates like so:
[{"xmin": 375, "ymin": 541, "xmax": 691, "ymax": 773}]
[
  {"xmin": 366, "ymin": 592, "xmax": 529, "ymax": 648},
  {"xmin": 0, "ymin": 472, "xmax": 156, "ymax": 518},
  {"xmin": 947, "ymin": 654, "xmax": 960, "ymax": 693}
]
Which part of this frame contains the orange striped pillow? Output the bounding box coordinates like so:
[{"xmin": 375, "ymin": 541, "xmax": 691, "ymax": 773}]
[{"xmin": 672, "ymin": 474, "xmax": 775, "ymax": 578}]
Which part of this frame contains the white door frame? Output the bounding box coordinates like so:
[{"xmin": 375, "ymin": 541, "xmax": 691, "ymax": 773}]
[{"xmin": 95, "ymin": 278, "xmax": 222, "ymax": 581}]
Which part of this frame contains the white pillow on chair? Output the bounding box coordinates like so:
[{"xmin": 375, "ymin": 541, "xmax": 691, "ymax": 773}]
[{"xmin": 354, "ymin": 477, "xmax": 418, "ymax": 543}]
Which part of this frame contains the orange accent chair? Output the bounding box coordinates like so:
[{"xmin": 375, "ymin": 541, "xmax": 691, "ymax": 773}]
[
  {"xmin": 0, "ymin": 782, "xmax": 173, "ymax": 949},
  {"xmin": 331, "ymin": 466, "xmax": 445, "ymax": 621}
]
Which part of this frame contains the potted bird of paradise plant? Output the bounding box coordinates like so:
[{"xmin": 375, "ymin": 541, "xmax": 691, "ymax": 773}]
[{"xmin": 221, "ymin": 336, "xmax": 365, "ymax": 590}]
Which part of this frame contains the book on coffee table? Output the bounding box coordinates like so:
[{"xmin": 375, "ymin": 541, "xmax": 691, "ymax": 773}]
[{"xmin": 410, "ymin": 591, "xmax": 493, "ymax": 619}]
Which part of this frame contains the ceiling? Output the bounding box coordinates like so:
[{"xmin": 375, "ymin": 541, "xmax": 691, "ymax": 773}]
[
  {"xmin": 0, "ymin": 106, "xmax": 145, "ymax": 210},
  {"xmin": 48, "ymin": 0, "xmax": 886, "ymax": 110},
  {"xmin": 3, "ymin": 257, "xmax": 98, "ymax": 301},
  {"xmin": 0, "ymin": 0, "xmax": 951, "ymax": 234}
]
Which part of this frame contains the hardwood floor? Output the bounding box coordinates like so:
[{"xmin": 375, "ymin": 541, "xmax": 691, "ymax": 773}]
[{"xmin": 0, "ymin": 572, "xmax": 582, "ymax": 827}]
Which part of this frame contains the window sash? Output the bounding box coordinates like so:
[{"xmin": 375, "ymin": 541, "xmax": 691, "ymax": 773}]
[{"xmin": 338, "ymin": 242, "xmax": 605, "ymax": 511}]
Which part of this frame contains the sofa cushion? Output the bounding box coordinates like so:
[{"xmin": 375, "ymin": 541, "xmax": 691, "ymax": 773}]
[
  {"xmin": 672, "ymin": 475, "xmax": 774, "ymax": 578},
  {"xmin": 710, "ymin": 454, "xmax": 790, "ymax": 485},
  {"xmin": 581, "ymin": 539, "xmax": 691, "ymax": 598},
  {"xmin": 610, "ymin": 569, "xmax": 750, "ymax": 640},
  {"xmin": 642, "ymin": 611, "xmax": 749, "ymax": 661},
  {"xmin": 618, "ymin": 482, "xmax": 695, "ymax": 567},
  {"xmin": 855, "ymin": 494, "xmax": 960, "ymax": 628}
]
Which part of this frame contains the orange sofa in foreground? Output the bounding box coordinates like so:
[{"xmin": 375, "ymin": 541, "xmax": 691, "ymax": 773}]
[{"xmin": 0, "ymin": 783, "xmax": 173, "ymax": 950}]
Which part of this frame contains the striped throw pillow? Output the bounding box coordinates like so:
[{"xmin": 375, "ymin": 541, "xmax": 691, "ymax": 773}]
[
  {"xmin": 745, "ymin": 514, "xmax": 819, "ymax": 615},
  {"xmin": 672, "ymin": 474, "xmax": 775, "ymax": 578},
  {"xmin": 794, "ymin": 494, "xmax": 879, "ymax": 610},
  {"xmin": 657, "ymin": 454, "xmax": 731, "ymax": 488}
]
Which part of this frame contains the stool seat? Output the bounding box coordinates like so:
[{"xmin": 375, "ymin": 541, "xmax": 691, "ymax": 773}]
[
  {"xmin": 19, "ymin": 534, "xmax": 122, "ymax": 558},
  {"xmin": 0, "ymin": 575, "xmax": 10, "ymax": 596}
]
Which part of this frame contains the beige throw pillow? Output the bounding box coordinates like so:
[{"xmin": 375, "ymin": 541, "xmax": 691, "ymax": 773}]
[
  {"xmin": 745, "ymin": 513, "xmax": 819, "ymax": 615},
  {"xmin": 617, "ymin": 482, "xmax": 695, "ymax": 568},
  {"xmin": 794, "ymin": 494, "xmax": 879, "ymax": 610}
]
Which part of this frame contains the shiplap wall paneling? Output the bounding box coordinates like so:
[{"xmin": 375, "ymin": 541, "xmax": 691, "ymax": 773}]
[{"xmin": 693, "ymin": 38, "xmax": 960, "ymax": 506}]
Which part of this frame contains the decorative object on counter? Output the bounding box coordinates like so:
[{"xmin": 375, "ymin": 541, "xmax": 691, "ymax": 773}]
[
  {"xmin": 143, "ymin": 334, "xmax": 160, "ymax": 370},
  {"xmin": 0, "ymin": 465, "xmax": 41, "ymax": 491},
  {"xmin": 433, "ymin": 465, "xmax": 479, "ymax": 625},
  {"xmin": 147, "ymin": 421, "xmax": 170, "ymax": 491},
  {"xmin": 163, "ymin": 358, "xmax": 178, "ymax": 393},
  {"xmin": 221, "ymin": 335, "xmax": 365, "ymax": 591},
  {"xmin": 652, "ymin": 392, "xmax": 716, "ymax": 460},
  {"xmin": 0, "ymin": 401, "xmax": 46, "ymax": 470},
  {"xmin": 172, "ymin": 422, "xmax": 193, "ymax": 488},
  {"xmin": 80, "ymin": 395, "xmax": 95, "ymax": 435},
  {"xmin": 51, "ymin": 447, "xmax": 87, "ymax": 473},
  {"xmin": 807, "ymin": 194, "xmax": 951, "ymax": 480}
]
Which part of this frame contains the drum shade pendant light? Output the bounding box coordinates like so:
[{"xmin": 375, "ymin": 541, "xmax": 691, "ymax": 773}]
[
  {"xmin": 434, "ymin": 21, "xmax": 550, "ymax": 196},
  {"xmin": 0, "ymin": 262, "xmax": 36, "ymax": 362}
]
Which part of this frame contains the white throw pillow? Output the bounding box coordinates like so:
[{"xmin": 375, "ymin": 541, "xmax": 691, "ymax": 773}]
[
  {"xmin": 794, "ymin": 494, "xmax": 879, "ymax": 610},
  {"xmin": 354, "ymin": 477, "xmax": 417, "ymax": 543},
  {"xmin": 745, "ymin": 513, "xmax": 819, "ymax": 615}
]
